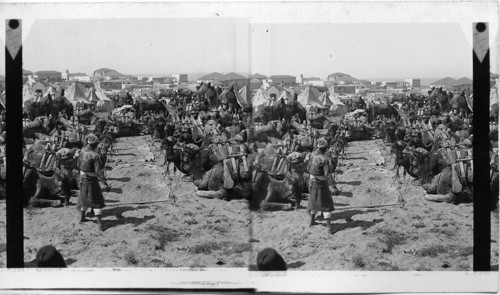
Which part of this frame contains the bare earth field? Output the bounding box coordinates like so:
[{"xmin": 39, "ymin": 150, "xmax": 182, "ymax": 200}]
[
  {"xmin": 251, "ymin": 140, "xmax": 499, "ymax": 271},
  {"xmin": 0, "ymin": 137, "xmax": 497, "ymax": 270},
  {"xmin": 0, "ymin": 135, "xmax": 250, "ymax": 268}
]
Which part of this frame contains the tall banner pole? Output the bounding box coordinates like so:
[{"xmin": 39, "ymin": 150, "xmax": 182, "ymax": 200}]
[{"xmin": 472, "ymin": 22, "xmax": 491, "ymax": 271}]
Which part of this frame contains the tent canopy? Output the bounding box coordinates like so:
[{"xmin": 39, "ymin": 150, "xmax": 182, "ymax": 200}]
[
  {"xmin": 87, "ymin": 87, "xmax": 112, "ymax": 104},
  {"xmin": 327, "ymin": 93, "xmax": 348, "ymax": 115},
  {"xmin": 23, "ymin": 84, "xmax": 36, "ymax": 104},
  {"xmin": 251, "ymin": 88, "xmax": 272, "ymax": 110},
  {"xmin": 65, "ymin": 82, "xmax": 91, "ymax": 106},
  {"xmin": 278, "ymin": 90, "xmax": 293, "ymax": 104},
  {"xmin": 96, "ymin": 99, "xmax": 115, "ymax": 112},
  {"xmin": 43, "ymin": 85, "xmax": 60, "ymax": 99},
  {"xmin": 235, "ymin": 87, "xmax": 250, "ymax": 109},
  {"xmin": 239, "ymin": 85, "xmax": 248, "ymax": 102},
  {"xmin": 319, "ymin": 92, "xmax": 333, "ymax": 107},
  {"xmin": 297, "ymin": 86, "xmax": 324, "ymax": 110}
]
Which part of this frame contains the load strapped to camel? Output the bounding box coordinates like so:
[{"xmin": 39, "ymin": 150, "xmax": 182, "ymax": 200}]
[
  {"xmin": 184, "ymin": 103, "xmax": 195, "ymax": 112},
  {"xmin": 114, "ymin": 114, "xmax": 133, "ymax": 125},
  {"xmin": 303, "ymin": 124, "xmax": 321, "ymax": 150},
  {"xmin": 25, "ymin": 142, "xmax": 58, "ymax": 173},
  {"xmin": 254, "ymin": 122, "xmax": 265, "ymax": 132},
  {"xmin": 23, "ymin": 118, "xmax": 37, "ymax": 128},
  {"xmin": 268, "ymin": 137, "xmax": 299, "ymax": 155},
  {"xmin": 209, "ymin": 134, "xmax": 250, "ymax": 189},
  {"xmin": 185, "ymin": 114, "xmax": 204, "ymax": 136},
  {"xmin": 251, "ymin": 147, "xmax": 289, "ymax": 185},
  {"xmin": 408, "ymin": 119, "xmax": 435, "ymax": 142},
  {"xmin": 439, "ymin": 146, "xmax": 473, "ymax": 193}
]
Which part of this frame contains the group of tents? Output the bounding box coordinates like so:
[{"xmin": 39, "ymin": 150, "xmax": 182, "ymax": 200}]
[
  {"xmin": 21, "ymin": 81, "xmax": 115, "ymax": 112},
  {"xmin": 244, "ymin": 85, "xmax": 349, "ymax": 117}
]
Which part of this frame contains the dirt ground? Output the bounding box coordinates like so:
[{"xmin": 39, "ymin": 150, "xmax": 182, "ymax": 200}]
[
  {"xmin": 0, "ymin": 137, "xmax": 497, "ymax": 270},
  {"xmin": 250, "ymin": 139, "xmax": 499, "ymax": 271},
  {"xmin": 0, "ymin": 135, "xmax": 250, "ymax": 268}
]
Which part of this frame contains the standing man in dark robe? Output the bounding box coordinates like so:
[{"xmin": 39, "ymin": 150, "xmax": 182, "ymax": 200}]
[
  {"xmin": 358, "ymin": 96, "xmax": 366, "ymax": 110},
  {"xmin": 77, "ymin": 134, "xmax": 106, "ymax": 231},
  {"xmin": 307, "ymin": 138, "xmax": 336, "ymax": 234}
]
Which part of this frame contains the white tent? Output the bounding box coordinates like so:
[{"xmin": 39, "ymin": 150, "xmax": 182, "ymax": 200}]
[
  {"xmin": 239, "ymin": 85, "xmax": 248, "ymax": 102},
  {"xmin": 87, "ymin": 88, "xmax": 115, "ymax": 111},
  {"xmin": 251, "ymin": 88, "xmax": 272, "ymax": 113},
  {"xmin": 297, "ymin": 86, "xmax": 324, "ymax": 110},
  {"xmin": 319, "ymin": 92, "xmax": 334, "ymax": 107},
  {"xmin": 235, "ymin": 87, "xmax": 250, "ymax": 109},
  {"xmin": 42, "ymin": 85, "xmax": 61, "ymax": 99},
  {"xmin": 86, "ymin": 88, "xmax": 101, "ymax": 104},
  {"xmin": 96, "ymin": 97, "xmax": 115, "ymax": 112},
  {"xmin": 329, "ymin": 94, "xmax": 348, "ymax": 116},
  {"xmin": 277, "ymin": 90, "xmax": 293, "ymax": 105},
  {"xmin": 23, "ymin": 84, "xmax": 36, "ymax": 105},
  {"xmin": 64, "ymin": 82, "xmax": 91, "ymax": 106}
]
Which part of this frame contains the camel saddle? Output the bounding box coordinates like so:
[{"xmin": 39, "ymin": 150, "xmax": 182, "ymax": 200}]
[
  {"xmin": 222, "ymin": 145, "xmax": 250, "ymax": 189},
  {"xmin": 442, "ymin": 148, "xmax": 473, "ymax": 193},
  {"xmin": 251, "ymin": 153, "xmax": 288, "ymax": 183}
]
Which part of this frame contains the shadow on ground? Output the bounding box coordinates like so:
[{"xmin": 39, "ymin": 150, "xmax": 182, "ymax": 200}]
[
  {"xmin": 102, "ymin": 214, "xmax": 155, "ymax": 231},
  {"xmin": 336, "ymin": 180, "xmax": 361, "ymax": 186},
  {"xmin": 108, "ymin": 188, "xmax": 123, "ymax": 194},
  {"xmin": 107, "ymin": 177, "xmax": 131, "ymax": 182}
]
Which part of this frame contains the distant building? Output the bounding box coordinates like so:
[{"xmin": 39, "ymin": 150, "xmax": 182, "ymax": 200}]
[
  {"xmin": 62, "ymin": 70, "xmax": 88, "ymax": 81},
  {"xmin": 298, "ymin": 74, "xmax": 324, "ymax": 87},
  {"xmin": 154, "ymin": 83, "xmax": 173, "ymax": 90},
  {"xmin": 164, "ymin": 77, "xmax": 176, "ymax": 84},
  {"xmin": 32, "ymin": 81, "xmax": 50, "ymax": 95},
  {"xmin": 148, "ymin": 77, "xmax": 165, "ymax": 83},
  {"xmin": 405, "ymin": 78, "xmax": 421, "ymax": 88},
  {"xmin": 303, "ymin": 79, "xmax": 325, "ymax": 87},
  {"xmin": 34, "ymin": 71, "xmax": 62, "ymax": 83},
  {"xmin": 172, "ymin": 74, "xmax": 188, "ymax": 84},
  {"xmin": 122, "ymin": 82, "xmax": 139, "ymax": 91},
  {"xmin": 327, "ymin": 72, "xmax": 358, "ymax": 85},
  {"xmin": 265, "ymin": 84, "xmax": 288, "ymax": 100},
  {"xmin": 382, "ymin": 81, "xmax": 398, "ymax": 88},
  {"xmin": 331, "ymin": 85, "xmax": 357, "ymax": 95},
  {"xmin": 249, "ymin": 73, "xmax": 267, "ymax": 81},
  {"xmin": 93, "ymin": 68, "xmax": 123, "ymax": 80},
  {"xmin": 297, "ymin": 74, "xmax": 304, "ymax": 85},
  {"xmin": 72, "ymin": 76, "xmax": 92, "ymax": 83},
  {"xmin": 387, "ymin": 87, "xmax": 409, "ymax": 94},
  {"xmin": 355, "ymin": 86, "xmax": 372, "ymax": 95},
  {"xmin": 96, "ymin": 81, "xmax": 123, "ymax": 91},
  {"xmin": 269, "ymin": 75, "xmax": 296, "ymax": 87},
  {"xmin": 218, "ymin": 72, "xmax": 249, "ymax": 88},
  {"xmin": 371, "ymin": 81, "xmax": 382, "ymax": 86}
]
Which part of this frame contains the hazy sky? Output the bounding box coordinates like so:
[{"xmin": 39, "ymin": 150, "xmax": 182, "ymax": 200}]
[{"xmin": 1, "ymin": 19, "xmax": 497, "ymax": 80}]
